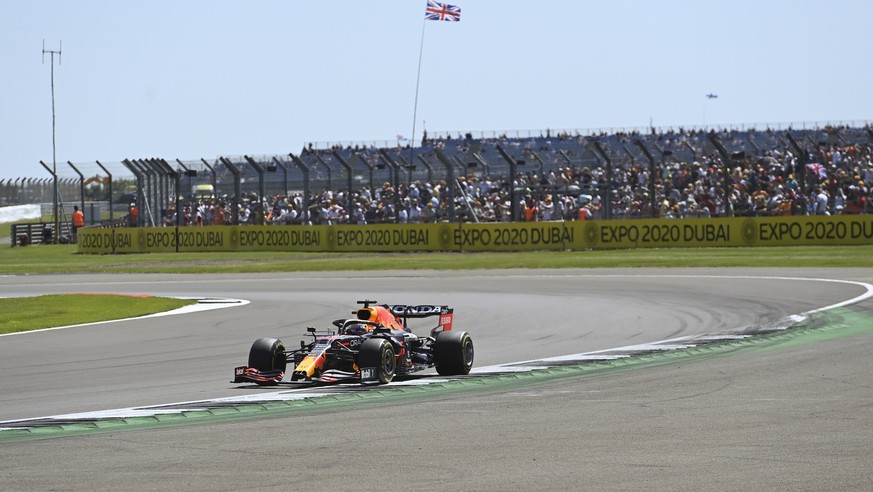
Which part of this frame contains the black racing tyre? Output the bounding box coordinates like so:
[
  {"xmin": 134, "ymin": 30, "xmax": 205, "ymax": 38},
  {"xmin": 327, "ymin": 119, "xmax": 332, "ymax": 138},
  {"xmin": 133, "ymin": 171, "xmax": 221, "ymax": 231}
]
[
  {"xmin": 248, "ymin": 337, "xmax": 287, "ymax": 373},
  {"xmin": 433, "ymin": 330, "xmax": 474, "ymax": 376},
  {"xmin": 358, "ymin": 338, "xmax": 396, "ymax": 384}
]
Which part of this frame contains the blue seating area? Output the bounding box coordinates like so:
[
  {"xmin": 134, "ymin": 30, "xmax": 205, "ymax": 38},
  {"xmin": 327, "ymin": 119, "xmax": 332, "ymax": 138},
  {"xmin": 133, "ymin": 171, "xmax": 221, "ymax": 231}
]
[{"xmin": 303, "ymin": 125, "xmax": 871, "ymax": 187}]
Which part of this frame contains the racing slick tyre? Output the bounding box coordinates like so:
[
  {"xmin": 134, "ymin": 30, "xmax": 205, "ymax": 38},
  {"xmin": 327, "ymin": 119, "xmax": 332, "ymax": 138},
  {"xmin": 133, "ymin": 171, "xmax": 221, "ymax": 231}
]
[
  {"xmin": 433, "ymin": 330, "xmax": 474, "ymax": 376},
  {"xmin": 248, "ymin": 337, "xmax": 287, "ymax": 373},
  {"xmin": 358, "ymin": 338, "xmax": 396, "ymax": 384}
]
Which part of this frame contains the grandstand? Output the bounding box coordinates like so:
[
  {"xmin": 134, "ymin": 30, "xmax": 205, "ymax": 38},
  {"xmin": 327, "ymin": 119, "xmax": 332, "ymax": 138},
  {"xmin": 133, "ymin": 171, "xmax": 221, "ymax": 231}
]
[{"xmin": 3, "ymin": 122, "xmax": 872, "ymax": 231}]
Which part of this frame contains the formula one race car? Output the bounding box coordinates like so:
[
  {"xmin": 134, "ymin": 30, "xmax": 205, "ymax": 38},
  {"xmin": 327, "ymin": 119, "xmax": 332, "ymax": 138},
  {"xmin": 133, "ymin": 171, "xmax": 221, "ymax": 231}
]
[{"xmin": 233, "ymin": 300, "xmax": 473, "ymax": 385}]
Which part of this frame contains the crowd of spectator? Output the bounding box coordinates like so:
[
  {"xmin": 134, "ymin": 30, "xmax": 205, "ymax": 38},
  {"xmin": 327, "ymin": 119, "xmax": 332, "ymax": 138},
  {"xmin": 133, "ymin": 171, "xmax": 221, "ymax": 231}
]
[{"xmin": 160, "ymin": 128, "xmax": 873, "ymax": 227}]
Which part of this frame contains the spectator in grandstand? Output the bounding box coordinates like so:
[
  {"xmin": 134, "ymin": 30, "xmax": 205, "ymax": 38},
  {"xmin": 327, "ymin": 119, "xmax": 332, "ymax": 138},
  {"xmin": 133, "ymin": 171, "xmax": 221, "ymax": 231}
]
[
  {"xmin": 812, "ymin": 187, "xmax": 830, "ymax": 215},
  {"xmin": 212, "ymin": 202, "xmax": 226, "ymax": 225},
  {"xmin": 833, "ymin": 188, "xmax": 846, "ymax": 214},
  {"xmin": 238, "ymin": 203, "xmax": 251, "ymax": 224},
  {"xmin": 326, "ymin": 202, "xmax": 344, "ymax": 225}
]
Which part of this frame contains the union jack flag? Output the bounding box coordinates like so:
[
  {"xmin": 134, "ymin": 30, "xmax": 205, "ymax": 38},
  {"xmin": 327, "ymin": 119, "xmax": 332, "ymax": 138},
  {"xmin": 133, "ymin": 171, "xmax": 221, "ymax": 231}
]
[
  {"xmin": 426, "ymin": 0, "xmax": 461, "ymax": 22},
  {"xmin": 807, "ymin": 163, "xmax": 827, "ymax": 179}
]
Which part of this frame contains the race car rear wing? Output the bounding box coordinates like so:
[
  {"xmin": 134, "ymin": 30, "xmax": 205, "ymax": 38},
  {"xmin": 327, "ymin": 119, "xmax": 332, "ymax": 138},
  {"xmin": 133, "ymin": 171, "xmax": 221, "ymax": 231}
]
[
  {"xmin": 388, "ymin": 304, "xmax": 454, "ymax": 333},
  {"xmin": 386, "ymin": 304, "xmax": 451, "ymax": 319}
]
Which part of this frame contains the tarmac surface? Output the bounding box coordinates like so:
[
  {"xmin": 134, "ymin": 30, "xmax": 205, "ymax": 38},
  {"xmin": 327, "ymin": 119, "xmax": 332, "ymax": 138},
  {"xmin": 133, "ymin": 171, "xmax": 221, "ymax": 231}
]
[{"xmin": 2, "ymin": 268, "xmax": 872, "ymax": 491}]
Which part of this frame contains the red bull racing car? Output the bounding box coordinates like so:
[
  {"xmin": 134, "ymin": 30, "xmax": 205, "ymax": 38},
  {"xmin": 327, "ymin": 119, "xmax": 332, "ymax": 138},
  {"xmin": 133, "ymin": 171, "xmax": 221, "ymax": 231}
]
[{"xmin": 233, "ymin": 300, "xmax": 474, "ymax": 385}]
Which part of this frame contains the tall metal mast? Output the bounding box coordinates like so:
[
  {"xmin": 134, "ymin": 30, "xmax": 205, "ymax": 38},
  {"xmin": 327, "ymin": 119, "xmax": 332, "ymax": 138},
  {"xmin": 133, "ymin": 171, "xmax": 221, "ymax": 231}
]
[{"xmin": 43, "ymin": 40, "xmax": 62, "ymax": 243}]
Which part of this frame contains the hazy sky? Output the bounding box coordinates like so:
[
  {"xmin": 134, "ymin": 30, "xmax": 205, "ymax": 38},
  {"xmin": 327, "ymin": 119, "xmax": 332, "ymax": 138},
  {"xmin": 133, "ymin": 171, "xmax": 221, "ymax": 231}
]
[{"xmin": 2, "ymin": 0, "xmax": 871, "ymax": 179}]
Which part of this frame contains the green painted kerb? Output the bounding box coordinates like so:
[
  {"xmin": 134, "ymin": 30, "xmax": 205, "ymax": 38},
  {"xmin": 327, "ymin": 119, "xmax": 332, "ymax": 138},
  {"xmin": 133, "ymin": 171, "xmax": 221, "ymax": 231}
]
[{"xmin": 2, "ymin": 307, "xmax": 871, "ymax": 444}]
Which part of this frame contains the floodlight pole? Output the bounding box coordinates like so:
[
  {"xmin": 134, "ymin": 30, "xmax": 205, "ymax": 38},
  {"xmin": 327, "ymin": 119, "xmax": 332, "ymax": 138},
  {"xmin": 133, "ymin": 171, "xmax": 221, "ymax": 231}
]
[{"xmin": 43, "ymin": 40, "xmax": 62, "ymax": 243}]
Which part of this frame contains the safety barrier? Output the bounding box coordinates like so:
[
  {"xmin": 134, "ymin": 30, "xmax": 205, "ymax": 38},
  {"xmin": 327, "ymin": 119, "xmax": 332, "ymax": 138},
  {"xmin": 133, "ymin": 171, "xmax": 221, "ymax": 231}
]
[
  {"xmin": 10, "ymin": 222, "xmax": 73, "ymax": 247},
  {"xmin": 77, "ymin": 215, "xmax": 873, "ymax": 254}
]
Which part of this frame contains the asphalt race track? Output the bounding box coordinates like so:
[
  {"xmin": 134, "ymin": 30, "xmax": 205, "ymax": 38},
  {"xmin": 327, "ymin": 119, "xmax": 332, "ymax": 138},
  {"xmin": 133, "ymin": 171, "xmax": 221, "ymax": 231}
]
[{"xmin": 2, "ymin": 268, "xmax": 872, "ymax": 491}]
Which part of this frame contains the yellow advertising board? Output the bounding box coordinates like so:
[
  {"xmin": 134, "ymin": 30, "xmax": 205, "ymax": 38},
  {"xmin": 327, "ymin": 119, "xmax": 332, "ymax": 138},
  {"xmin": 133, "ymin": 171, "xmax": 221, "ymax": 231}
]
[
  {"xmin": 739, "ymin": 215, "xmax": 873, "ymax": 246},
  {"xmin": 77, "ymin": 227, "xmax": 140, "ymax": 254},
  {"xmin": 233, "ymin": 226, "xmax": 323, "ymax": 251},
  {"xmin": 78, "ymin": 215, "xmax": 873, "ymax": 254},
  {"xmin": 569, "ymin": 215, "xmax": 873, "ymax": 249},
  {"xmin": 322, "ymin": 223, "xmax": 450, "ymax": 252},
  {"xmin": 144, "ymin": 226, "xmax": 229, "ymax": 252},
  {"xmin": 569, "ymin": 218, "xmax": 736, "ymax": 249},
  {"xmin": 78, "ymin": 226, "xmax": 231, "ymax": 254},
  {"xmin": 447, "ymin": 221, "xmax": 572, "ymax": 252}
]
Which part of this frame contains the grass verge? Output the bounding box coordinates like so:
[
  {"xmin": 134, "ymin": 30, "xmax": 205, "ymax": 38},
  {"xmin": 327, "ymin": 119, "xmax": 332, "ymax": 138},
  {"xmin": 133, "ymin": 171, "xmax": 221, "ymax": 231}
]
[
  {"xmin": 0, "ymin": 294, "xmax": 196, "ymax": 335},
  {"xmin": 2, "ymin": 243, "xmax": 873, "ymax": 274}
]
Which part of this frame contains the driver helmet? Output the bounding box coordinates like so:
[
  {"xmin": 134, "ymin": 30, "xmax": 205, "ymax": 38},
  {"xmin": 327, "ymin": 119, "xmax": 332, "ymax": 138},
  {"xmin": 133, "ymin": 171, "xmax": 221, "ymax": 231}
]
[{"xmin": 344, "ymin": 323, "xmax": 369, "ymax": 336}]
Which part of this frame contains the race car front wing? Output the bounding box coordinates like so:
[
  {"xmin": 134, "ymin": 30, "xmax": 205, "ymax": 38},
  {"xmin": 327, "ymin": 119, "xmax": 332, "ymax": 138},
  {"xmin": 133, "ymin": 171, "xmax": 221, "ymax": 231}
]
[{"xmin": 233, "ymin": 366, "xmax": 284, "ymax": 385}]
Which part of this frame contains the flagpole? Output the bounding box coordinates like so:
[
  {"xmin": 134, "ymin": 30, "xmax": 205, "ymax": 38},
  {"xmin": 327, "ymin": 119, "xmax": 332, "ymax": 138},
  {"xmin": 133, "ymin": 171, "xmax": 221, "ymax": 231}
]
[{"xmin": 410, "ymin": 16, "xmax": 428, "ymax": 169}]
